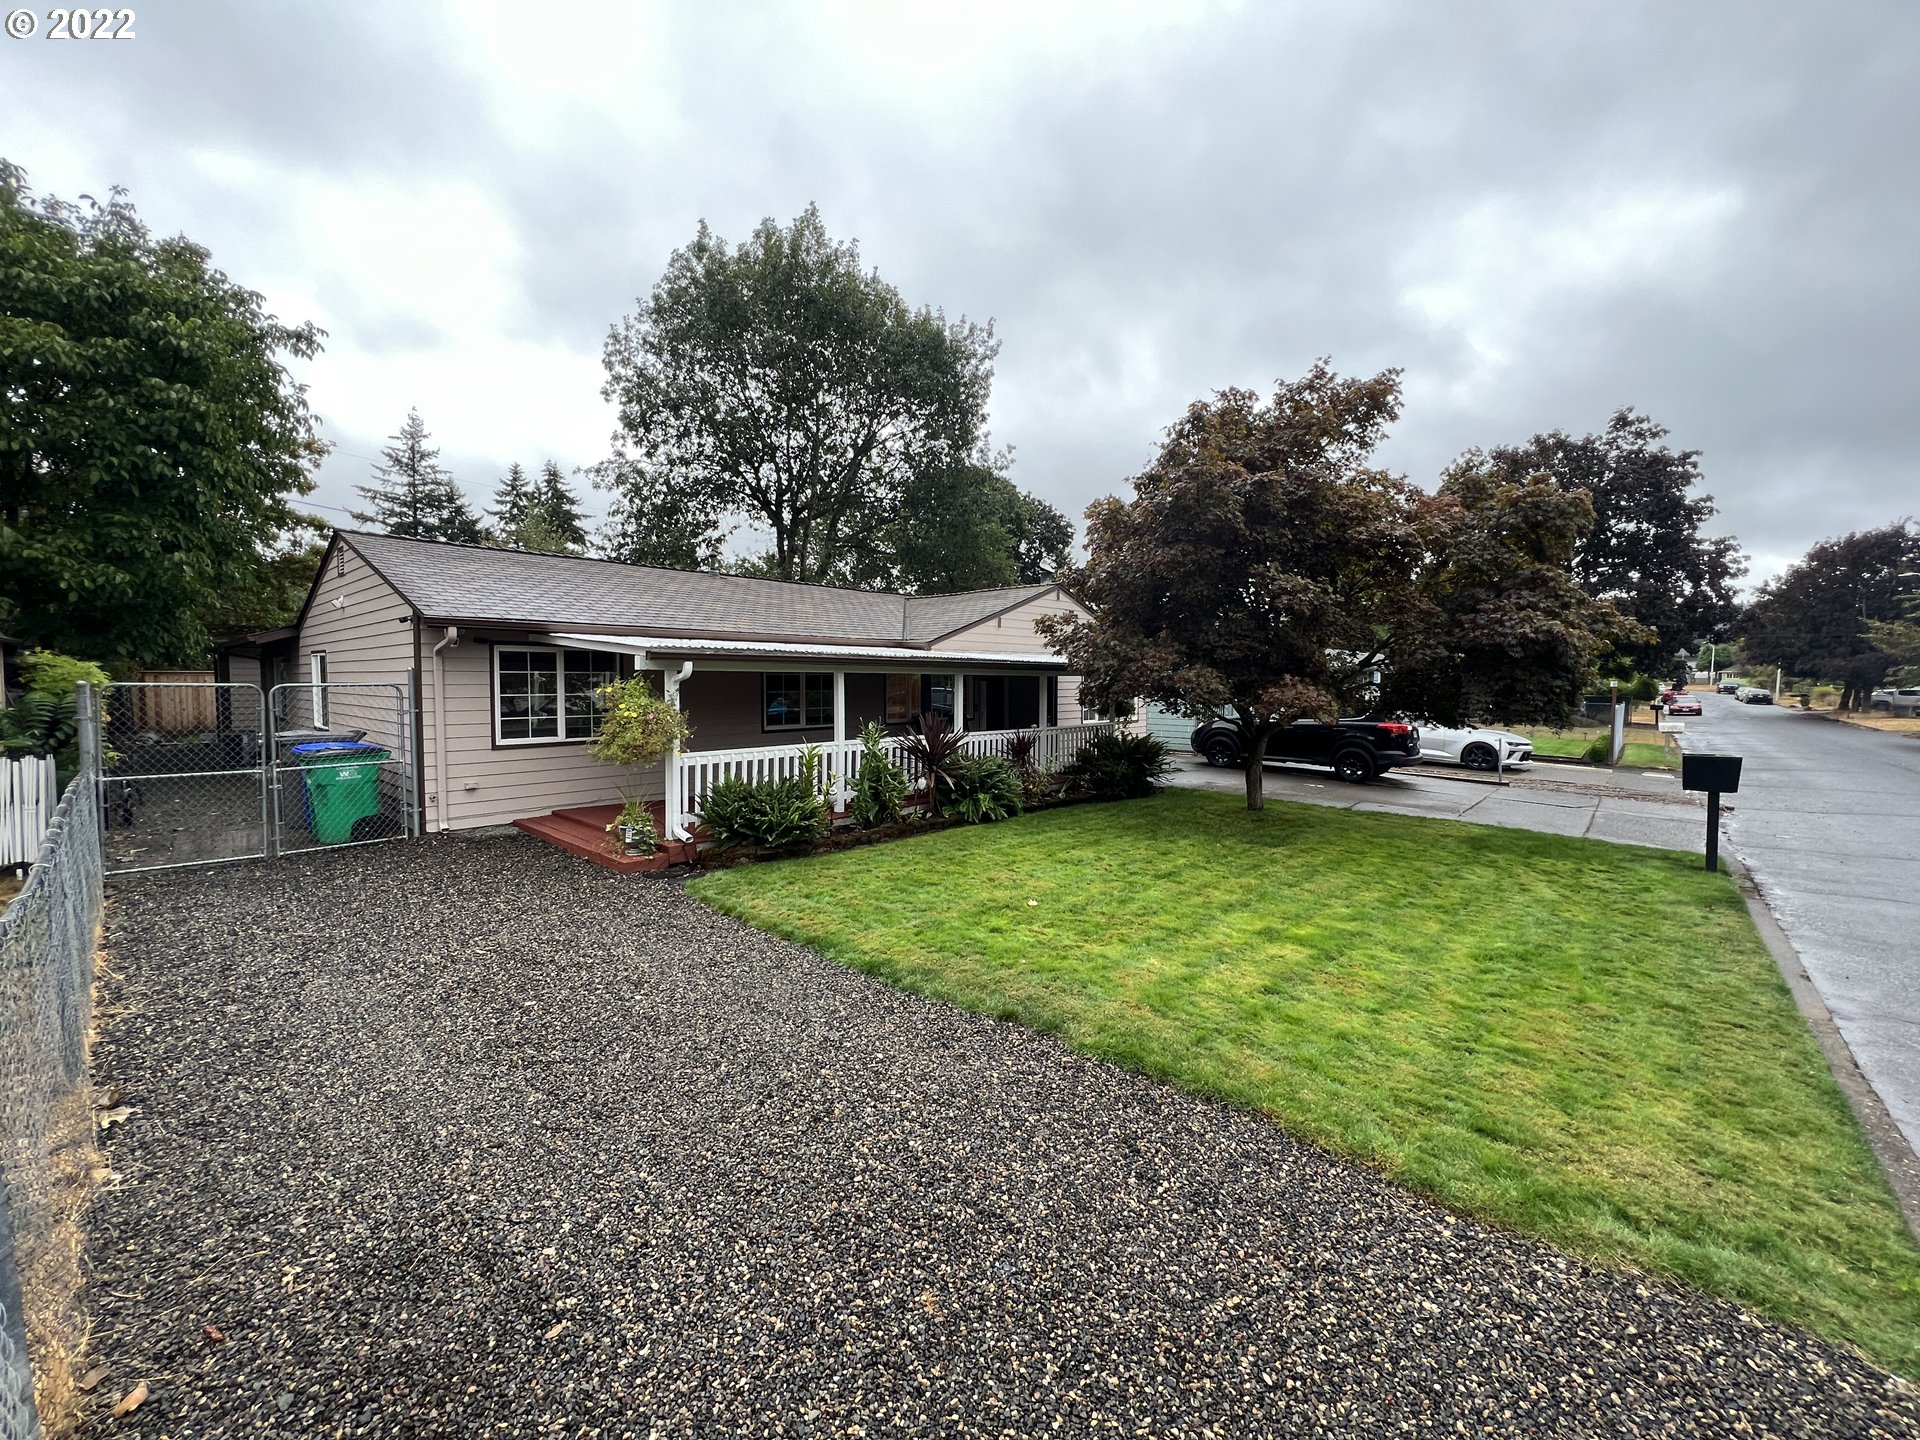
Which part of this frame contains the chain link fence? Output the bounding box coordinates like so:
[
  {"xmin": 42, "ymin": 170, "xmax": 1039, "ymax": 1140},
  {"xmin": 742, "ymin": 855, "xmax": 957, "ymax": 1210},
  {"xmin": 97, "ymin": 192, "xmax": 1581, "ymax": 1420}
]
[
  {"xmin": 1, "ymin": 770, "xmax": 104, "ymax": 1440},
  {"xmin": 268, "ymin": 682, "xmax": 415, "ymax": 854},
  {"xmin": 101, "ymin": 681, "xmax": 267, "ymax": 875}
]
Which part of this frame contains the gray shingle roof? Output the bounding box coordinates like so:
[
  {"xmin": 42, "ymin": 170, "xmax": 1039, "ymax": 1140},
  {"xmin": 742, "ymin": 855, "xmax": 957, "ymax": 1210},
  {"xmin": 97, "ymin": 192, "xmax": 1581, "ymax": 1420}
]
[{"xmin": 338, "ymin": 531, "xmax": 1057, "ymax": 647}]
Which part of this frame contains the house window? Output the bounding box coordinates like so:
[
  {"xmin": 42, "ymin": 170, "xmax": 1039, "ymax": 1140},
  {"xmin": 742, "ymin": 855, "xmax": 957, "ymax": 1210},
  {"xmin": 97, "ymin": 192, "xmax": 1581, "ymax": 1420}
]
[
  {"xmin": 495, "ymin": 646, "xmax": 620, "ymax": 744},
  {"xmin": 763, "ymin": 672, "xmax": 833, "ymax": 730},
  {"xmin": 884, "ymin": 674, "xmax": 920, "ymax": 723},
  {"xmin": 310, "ymin": 652, "xmax": 328, "ymax": 728},
  {"xmin": 925, "ymin": 676, "xmax": 954, "ymax": 723}
]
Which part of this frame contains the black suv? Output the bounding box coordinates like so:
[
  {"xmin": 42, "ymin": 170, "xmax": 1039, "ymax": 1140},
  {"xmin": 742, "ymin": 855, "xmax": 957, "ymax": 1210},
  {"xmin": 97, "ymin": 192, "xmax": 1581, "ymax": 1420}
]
[{"xmin": 1189, "ymin": 717, "xmax": 1422, "ymax": 783}]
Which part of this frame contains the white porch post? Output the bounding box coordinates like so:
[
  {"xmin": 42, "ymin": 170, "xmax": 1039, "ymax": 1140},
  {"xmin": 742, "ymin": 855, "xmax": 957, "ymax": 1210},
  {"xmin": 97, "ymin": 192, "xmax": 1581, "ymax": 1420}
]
[
  {"xmin": 832, "ymin": 669, "xmax": 848, "ymax": 812},
  {"xmin": 662, "ymin": 660, "xmax": 693, "ymax": 840},
  {"xmin": 950, "ymin": 672, "xmax": 964, "ymax": 736}
]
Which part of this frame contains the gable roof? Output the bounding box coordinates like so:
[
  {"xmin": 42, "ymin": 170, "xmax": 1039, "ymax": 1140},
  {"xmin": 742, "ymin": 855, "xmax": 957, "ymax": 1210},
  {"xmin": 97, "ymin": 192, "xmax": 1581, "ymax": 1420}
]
[{"xmin": 333, "ymin": 530, "xmax": 1064, "ymax": 649}]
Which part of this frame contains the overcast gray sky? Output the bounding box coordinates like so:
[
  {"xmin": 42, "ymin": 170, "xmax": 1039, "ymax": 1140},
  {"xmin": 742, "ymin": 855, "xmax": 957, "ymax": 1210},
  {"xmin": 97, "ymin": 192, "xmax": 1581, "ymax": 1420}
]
[{"xmin": 5, "ymin": 1, "xmax": 1915, "ymax": 584}]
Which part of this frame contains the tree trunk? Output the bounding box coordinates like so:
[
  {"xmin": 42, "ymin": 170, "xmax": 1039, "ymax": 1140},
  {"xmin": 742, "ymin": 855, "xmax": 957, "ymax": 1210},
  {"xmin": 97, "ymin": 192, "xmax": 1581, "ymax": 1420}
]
[{"xmin": 1243, "ymin": 731, "xmax": 1269, "ymax": 811}]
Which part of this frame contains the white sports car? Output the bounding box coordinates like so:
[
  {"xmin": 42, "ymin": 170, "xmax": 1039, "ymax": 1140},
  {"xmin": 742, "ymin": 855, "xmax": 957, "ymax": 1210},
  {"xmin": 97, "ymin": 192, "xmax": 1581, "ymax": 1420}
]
[{"xmin": 1414, "ymin": 724, "xmax": 1534, "ymax": 771}]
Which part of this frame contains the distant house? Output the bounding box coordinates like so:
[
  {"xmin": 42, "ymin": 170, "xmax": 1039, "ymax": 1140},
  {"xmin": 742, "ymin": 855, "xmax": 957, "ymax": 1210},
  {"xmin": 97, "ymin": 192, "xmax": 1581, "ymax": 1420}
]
[{"xmin": 249, "ymin": 531, "xmax": 1095, "ymax": 841}]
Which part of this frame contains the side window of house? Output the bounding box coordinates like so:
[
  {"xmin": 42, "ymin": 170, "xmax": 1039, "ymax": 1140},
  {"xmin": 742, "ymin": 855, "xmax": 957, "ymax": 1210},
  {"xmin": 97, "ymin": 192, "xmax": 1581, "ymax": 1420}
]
[
  {"xmin": 925, "ymin": 676, "xmax": 954, "ymax": 722},
  {"xmin": 496, "ymin": 647, "xmax": 619, "ymax": 743},
  {"xmin": 764, "ymin": 673, "xmax": 833, "ymax": 730}
]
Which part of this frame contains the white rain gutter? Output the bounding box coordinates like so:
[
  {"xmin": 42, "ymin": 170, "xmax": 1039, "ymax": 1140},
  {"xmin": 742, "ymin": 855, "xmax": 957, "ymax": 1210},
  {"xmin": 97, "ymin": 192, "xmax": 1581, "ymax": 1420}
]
[
  {"xmin": 430, "ymin": 625, "xmax": 459, "ymax": 832},
  {"xmin": 542, "ymin": 633, "xmax": 1067, "ymax": 668}
]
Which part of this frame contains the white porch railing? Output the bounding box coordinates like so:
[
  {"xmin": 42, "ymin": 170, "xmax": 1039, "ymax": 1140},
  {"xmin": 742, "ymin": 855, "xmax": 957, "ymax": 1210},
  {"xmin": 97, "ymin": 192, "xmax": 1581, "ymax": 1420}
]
[
  {"xmin": 671, "ymin": 723, "xmax": 1113, "ymax": 835},
  {"xmin": 2, "ymin": 753, "xmax": 60, "ymax": 869}
]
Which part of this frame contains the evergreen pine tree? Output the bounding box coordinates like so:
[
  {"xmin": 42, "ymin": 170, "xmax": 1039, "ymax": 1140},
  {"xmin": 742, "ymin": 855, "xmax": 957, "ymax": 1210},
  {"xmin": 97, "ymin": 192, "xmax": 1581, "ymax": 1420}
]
[
  {"xmin": 489, "ymin": 462, "xmax": 537, "ymax": 532},
  {"xmin": 534, "ymin": 460, "xmax": 589, "ymax": 550},
  {"xmin": 351, "ymin": 409, "xmax": 486, "ymax": 543}
]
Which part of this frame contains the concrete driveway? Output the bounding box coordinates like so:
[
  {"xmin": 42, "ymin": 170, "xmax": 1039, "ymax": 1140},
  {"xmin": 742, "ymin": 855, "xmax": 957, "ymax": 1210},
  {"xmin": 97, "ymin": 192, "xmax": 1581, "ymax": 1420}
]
[
  {"xmin": 1165, "ymin": 752, "xmax": 1707, "ymax": 852},
  {"xmin": 1675, "ymin": 696, "xmax": 1920, "ymax": 1151}
]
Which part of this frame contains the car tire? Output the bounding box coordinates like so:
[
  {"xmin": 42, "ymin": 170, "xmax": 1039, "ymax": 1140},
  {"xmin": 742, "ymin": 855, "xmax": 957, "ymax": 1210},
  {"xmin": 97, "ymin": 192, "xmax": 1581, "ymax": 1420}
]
[
  {"xmin": 1461, "ymin": 743, "xmax": 1497, "ymax": 771},
  {"xmin": 1203, "ymin": 735, "xmax": 1240, "ymax": 768},
  {"xmin": 1333, "ymin": 748, "xmax": 1377, "ymax": 784}
]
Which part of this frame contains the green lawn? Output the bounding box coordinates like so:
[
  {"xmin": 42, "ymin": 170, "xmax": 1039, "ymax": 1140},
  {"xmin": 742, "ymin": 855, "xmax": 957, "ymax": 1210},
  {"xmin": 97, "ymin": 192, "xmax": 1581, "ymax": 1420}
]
[
  {"xmin": 690, "ymin": 788, "xmax": 1920, "ymax": 1373},
  {"xmin": 1524, "ymin": 728, "xmax": 1675, "ymax": 769}
]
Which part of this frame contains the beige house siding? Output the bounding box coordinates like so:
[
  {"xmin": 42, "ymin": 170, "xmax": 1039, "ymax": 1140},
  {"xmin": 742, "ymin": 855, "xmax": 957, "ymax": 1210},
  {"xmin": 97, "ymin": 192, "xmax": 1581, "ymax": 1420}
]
[
  {"xmin": 223, "ymin": 654, "xmax": 263, "ymax": 693},
  {"xmin": 933, "ymin": 589, "xmax": 1086, "ymax": 718},
  {"xmin": 424, "ymin": 634, "xmax": 663, "ymax": 832},
  {"xmin": 295, "ymin": 545, "xmax": 415, "ymax": 757}
]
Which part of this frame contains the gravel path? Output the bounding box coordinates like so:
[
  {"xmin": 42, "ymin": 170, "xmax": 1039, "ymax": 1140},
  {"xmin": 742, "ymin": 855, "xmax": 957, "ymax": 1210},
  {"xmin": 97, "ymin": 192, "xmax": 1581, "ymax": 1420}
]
[{"xmin": 84, "ymin": 835, "xmax": 1918, "ymax": 1438}]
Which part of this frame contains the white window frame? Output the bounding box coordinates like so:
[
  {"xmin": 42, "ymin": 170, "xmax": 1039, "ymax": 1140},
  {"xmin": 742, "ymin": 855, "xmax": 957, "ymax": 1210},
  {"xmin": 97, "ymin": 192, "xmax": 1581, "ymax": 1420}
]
[
  {"xmin": 493, "ymin": 645, "xmax": 620, "ymax": 746},
  {"xmin": 309, "ymin": 651, "xmax": 328, "ymax": 728}
]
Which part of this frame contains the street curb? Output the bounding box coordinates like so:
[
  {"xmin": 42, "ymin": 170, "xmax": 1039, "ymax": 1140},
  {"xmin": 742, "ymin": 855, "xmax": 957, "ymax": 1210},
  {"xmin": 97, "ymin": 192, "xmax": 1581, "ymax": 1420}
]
[{"xmin": 1725, "ymin": 854, "xmax": 1920, "ymax": 1241}]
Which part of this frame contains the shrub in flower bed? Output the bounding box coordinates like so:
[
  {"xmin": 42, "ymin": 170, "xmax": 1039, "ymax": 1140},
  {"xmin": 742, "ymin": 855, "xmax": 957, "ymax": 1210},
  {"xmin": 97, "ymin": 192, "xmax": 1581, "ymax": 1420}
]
[
  {"xmin": 699, "ymin": 748, "xmax": 832, "ymax": 852},
  {"xmin": 1062, "ymin": 731, "xmax": 1173, "ymax": 800},
  {"xmin": 942, "ymin": 754, "xmax": 1023, "ymax": 824}
]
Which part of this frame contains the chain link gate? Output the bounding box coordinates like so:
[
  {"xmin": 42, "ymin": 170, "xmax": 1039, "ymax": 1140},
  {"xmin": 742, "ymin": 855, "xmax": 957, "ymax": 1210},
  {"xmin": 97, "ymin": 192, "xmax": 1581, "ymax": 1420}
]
[
  {"xmin": 95, "ymin": 679, "xmax": 417, "ymax": 874},
  {"xmin": 98, "ymin": 682, "xmax": 269, "ymax": 875},
  {"xmin": 267, "ymin": 682, "xmax": 416, "ymax": 855}
]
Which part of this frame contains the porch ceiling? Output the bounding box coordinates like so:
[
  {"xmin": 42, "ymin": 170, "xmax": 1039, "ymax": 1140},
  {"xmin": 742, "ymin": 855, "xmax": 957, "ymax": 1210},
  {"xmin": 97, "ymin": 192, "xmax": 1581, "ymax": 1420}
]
[{"xmin": 540, "ymin": 632, "xmax": 1069, "ymax": 671}]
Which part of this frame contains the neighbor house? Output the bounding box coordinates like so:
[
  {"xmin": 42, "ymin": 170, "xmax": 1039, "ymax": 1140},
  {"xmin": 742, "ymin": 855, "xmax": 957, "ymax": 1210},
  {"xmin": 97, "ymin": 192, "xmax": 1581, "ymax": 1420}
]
[{"xmin": 245, "ymin": 530, "xmax": 1100, "ymax": 846}]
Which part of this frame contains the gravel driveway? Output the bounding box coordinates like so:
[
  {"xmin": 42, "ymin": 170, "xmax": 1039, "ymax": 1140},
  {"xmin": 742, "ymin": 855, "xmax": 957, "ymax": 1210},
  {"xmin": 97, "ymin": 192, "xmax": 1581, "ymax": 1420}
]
[{"xmin": 85, "ymin": 834, "xmax": 1917, "ymax": 1437}]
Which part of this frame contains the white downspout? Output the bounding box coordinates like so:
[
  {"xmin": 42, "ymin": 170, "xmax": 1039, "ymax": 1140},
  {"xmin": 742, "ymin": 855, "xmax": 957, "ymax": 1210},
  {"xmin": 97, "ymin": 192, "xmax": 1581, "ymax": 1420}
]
[
  {"xmin": 430, "ymin": 626, "xmax": 459, "ymax": 832},
  {"xmin": 662, "ymin": 659, "xmax": 694, "ymax": 840}
]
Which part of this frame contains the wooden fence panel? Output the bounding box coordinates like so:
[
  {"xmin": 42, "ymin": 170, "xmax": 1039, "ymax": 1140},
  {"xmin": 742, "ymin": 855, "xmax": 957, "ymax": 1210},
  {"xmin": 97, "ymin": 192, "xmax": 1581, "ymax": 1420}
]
[{"xmin": 128, "ymin": 673, "xmax": 218, "ymax": 734}]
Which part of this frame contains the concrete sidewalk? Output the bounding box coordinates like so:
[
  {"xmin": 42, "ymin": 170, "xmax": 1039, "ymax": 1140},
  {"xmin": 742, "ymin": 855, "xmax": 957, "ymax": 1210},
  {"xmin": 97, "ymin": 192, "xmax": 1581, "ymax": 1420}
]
[{"xmin": 1165, "ymin": 756, "xmax": 1709, "ymax": 852}]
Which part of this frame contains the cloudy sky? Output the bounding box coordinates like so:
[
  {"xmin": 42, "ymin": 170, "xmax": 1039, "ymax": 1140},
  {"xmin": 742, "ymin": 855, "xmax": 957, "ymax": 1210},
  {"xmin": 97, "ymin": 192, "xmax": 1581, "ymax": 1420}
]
[{"xmin": 5, "ymin": 1, "xmax": 1915, "ymax": 583}]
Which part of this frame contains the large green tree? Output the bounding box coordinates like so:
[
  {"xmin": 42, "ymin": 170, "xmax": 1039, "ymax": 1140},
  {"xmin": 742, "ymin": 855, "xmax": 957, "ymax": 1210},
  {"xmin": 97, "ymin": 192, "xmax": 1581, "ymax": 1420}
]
[
  {"xmin": 874, "ymin": 463, "xmax": 1076, "ymax": 594},
  {"xmin": 0, "ymin": 162, "xmax": 325, "ymax": 665},
  {"xmin": 1484, "ymin": 409, "xmax": 1744, "ymax": 674},
  {"xmin": 351, "ymin": 409, "xmax": 485, "ymax": 543},
  {"xmin": 1381, "ymin": 460, "xmax": 1642, "ymax": 726},
  {"xmin": 195, "ymin": 518, "xmax": 327, "ymax": 640},
  {"xmin": 489, "ymin": 462, "xmax": 537, "ymax": 532},
  {"xmin": 592, "ymin": 451, "xmax": 726, "ymax": 570},
  {"xmin": 1742, "ymin": 522, "xmax": 1920, "ymax": 708},
  {"xmin": 599, "ymin": 205, "xmax": 996, "ymax": 585},
  {"xmin": 533, "ymin": 460, "xmax": 587, "ymax": 550}
]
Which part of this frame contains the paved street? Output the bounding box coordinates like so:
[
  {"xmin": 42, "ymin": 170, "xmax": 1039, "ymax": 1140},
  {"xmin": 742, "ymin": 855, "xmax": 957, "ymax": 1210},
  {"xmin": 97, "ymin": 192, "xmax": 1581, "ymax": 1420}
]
[
  {"xmin": 1165, "ymin": 752, "xmax": 1706, "ymax": 852},
  {"xmin": 1676, "ymin": 696, "xmax": 1920, "ymax": 1151}
]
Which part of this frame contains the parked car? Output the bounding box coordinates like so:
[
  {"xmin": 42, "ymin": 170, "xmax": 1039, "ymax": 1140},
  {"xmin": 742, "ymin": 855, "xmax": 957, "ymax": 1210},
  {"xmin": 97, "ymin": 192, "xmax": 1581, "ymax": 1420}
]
[
  {"xmin": 1736, "ymin": 686, "xmax": 1774, "ymax": 705},
  {"xmin": 1660, "ymin": 688, "xmax": 1688, "ymax": 705},
  {"xmin": 1664, "ymin": 695, "xmax": 1703, "ymax": 717},
  {"xmin": 1869, "ymin": 687, "xmax": 1920, "ymax": 717},
  {"xmin": 1715, "ymin": 680, "xmax": 1741, "ymax": 694},
  {"xmin": 1412, "ymin": 723, "xmax": 1533, "ymax": 771},
  {"xmin": 1190, "ymin": 717, "xmax": 1422, "ymax": 783}
]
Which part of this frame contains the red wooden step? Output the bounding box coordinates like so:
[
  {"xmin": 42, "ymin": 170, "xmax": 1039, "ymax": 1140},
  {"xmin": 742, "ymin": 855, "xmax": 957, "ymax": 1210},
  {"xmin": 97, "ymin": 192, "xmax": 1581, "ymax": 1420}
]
[{"xmin": 511, "ymin": 801, "xmax": 698, "ymax": 874}]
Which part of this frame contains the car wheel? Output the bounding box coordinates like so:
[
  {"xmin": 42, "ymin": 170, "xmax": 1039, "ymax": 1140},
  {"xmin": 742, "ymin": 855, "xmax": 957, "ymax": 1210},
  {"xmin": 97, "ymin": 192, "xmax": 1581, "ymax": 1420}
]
[
  {"xmin": 1333, "ymin": 749, "xmax": 1377, "ymax": 784},
  {"xmin": 1203, "ymin": 735, "xmax": 1240, "ymax": 768},
  {"xmin": 1461, "ymin": 743, "xmax": 1497, "ymax": 771}
]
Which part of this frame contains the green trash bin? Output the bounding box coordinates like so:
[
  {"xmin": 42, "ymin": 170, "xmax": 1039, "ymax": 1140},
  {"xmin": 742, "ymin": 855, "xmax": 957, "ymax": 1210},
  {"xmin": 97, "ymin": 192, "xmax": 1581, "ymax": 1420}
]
[{"xmin": 292, "ymin": 741, "xmax": 390, "ymax": 844}]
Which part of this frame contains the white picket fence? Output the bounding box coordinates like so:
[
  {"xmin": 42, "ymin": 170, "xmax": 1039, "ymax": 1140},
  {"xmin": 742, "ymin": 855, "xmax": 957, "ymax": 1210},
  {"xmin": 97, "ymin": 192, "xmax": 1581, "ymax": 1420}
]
[
  {"xmin": 669, "ymin": 723, "xmax": 1113, "ymax": 835},
  {"xmin": 1, "ymin": 754, "xmax": 60, "ymax": 869}
]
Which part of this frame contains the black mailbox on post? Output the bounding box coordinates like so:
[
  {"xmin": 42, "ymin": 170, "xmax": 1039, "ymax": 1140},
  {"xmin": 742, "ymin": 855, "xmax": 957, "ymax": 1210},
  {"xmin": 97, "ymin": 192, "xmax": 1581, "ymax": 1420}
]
[
  {"xmin": 1681, "ymin": 753, "xmax": 1742, "ymax": 795},
  {"xmin": 1679, "ymin": 752, "xmax": 1742, "ymax": 871}
]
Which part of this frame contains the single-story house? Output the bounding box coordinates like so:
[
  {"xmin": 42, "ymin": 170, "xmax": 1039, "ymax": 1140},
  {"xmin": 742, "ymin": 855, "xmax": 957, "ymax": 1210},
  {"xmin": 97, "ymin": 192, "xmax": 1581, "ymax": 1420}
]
[{"xmin": 251, "ymin": 530, "xmax": 1101, "ymax": 845}]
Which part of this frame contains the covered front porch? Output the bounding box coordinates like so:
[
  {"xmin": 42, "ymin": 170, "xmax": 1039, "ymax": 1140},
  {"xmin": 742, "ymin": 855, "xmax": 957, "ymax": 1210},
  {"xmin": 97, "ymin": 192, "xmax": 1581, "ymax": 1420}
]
[{"xmin": 511, "ymin": 630, "xmax": 1106, "ymax": 863}]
